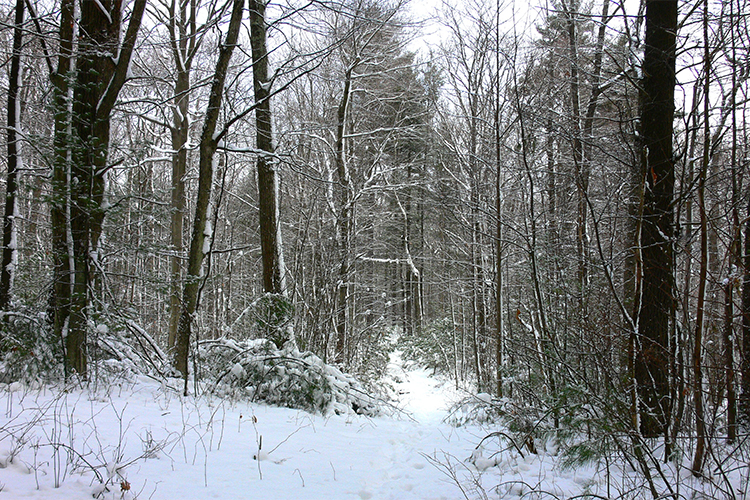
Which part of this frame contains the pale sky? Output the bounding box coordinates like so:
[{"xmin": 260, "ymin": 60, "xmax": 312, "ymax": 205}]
[{"xmin": 404, "ymin": 0, "xmax": 545, "ymax": 57}]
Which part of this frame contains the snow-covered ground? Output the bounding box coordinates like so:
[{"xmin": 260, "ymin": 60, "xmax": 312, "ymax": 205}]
[{"xmin": 0, "ymin": 351, "xmax": 745, "ymax": 499}]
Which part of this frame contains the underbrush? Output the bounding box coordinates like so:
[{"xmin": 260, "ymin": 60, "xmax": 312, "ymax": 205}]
[
  {"xmin": 397, "ymin": 318, "xmax": 456, "ymax": 377},
  {"xmin": 0, "ymin": 382, "xmax": 177, "ymax": 499},
  {"xmin": 0, "ymin": 310, "xmax": 63, "ymax": 384},
  {"xmin": 196, "ymin": 337, "xmax": 381, "ymax": 416},
  {"xmin": 0, "ymin": 301, "xmax": 383, "ymax": 417},
  {"xmin": 442, "ymin": 392, "xmax": 750, "ymax": 499}
]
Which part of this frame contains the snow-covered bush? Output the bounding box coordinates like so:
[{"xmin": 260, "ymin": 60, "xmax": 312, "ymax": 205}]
[
  {"xmin": 447, "ymin": 393, "xmax": 553, "ymax": 455},
  {"xmin": 349, "ymin": 324, "xmax": 393, "ymax": 385},
  {"xmin": 198, "ymin": 338, "xmax": 380, "ymax": 416},
  {"xmin": 93, "ymin": 318, "xmax": 171, "ymax": 380},
  {"xmin": 224, "ymin": 293, "xmax": 295, "ymax": 348},
  {"xmin": 249, "ymin": 293, "xmax": 295, "ymax": 348},
  {"xmin": 0, "ymin": 310, "xmax": 62, "ymax": 383}
]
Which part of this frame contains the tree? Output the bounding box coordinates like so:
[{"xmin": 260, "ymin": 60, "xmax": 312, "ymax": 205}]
[
  {"xmin": 159, "ymin": 0, "xmax": 201, "ymax": 351},
  {"xmin": 743, "ymin": 192, "xmax": 750, "ymax": 420},
  {"xmin": 251, "ymin": 0, "xmax": 287, "ymax": 297},
  {"xmin": 634, "ymin": 0, "xmax": 678, "ymax": 439},
  {"xmin": 65, "ymin": 0, "xmax": 147, "ymax": 377},
  {"xmin": 439, "ymin": 0, "xmax": 497, "ymax": 390},
  {"xmin": 325, "ymin": 0, "xmax": 406, "ymax": 363},
  {"xmin": 0, "ymin": 0, "xmax": 25, "ymax": 312},
  {"xmin": 174, "ymin": 0, "xmax": 245, "ymax": 382},
  {"xmin": 559, "ymin": 0, "xmax": 611, "ymax": 322},
  {"xmin": 49, "ymin": 0, "xmax": 75, "ymax": 365},
  {"xmin": 494, "ymin": 0, "xmax": 504, "ymax": 398}
]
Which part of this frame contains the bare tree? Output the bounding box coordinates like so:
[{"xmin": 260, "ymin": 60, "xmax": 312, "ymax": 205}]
[
  {"xmin": 0, "ymin": 0, "xmax": 25, "ymax": 311},
  {"xmin": 251, "ymin": 0, "xmax": 287, "ymax": 297},
  {"xmin": 634, "ymin": 0, "xmax": 678, "ymax": 439},
  {"xmin": 159, "ymin": 0, "xmax": 201, "ymax": 351},
  {"xmin": 174, "ymin": 0, "xmax": 245, "ymax": 382}
]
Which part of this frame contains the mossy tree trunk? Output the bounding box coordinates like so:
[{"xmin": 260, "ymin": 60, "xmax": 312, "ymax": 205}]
[{"xmin": 66, "ymin": 0, "xmax": 147, "ymax": 377}]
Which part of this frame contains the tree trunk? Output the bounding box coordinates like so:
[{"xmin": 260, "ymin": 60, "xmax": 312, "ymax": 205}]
[
  {"xmin": 562, "ymin": 0, "xmax": 610, "ymax": 337},
  {"xmin": 401, "ymin": 163, "xmax": 422, "ymax": 338},
  {"xmin": 68, "ymin": 0, "xmax": 122, "ymax": 377},
  {"xmin": 635, "ymin": 0, "xmax": 678, "ymax": 438},
  {"xmin": 725, "ymin": 0, "xmax": 741, "ymax": 441},
  {"xmin": 0, "ymin": 0, "xmax": 24, "ymax": 312},
  {"xmin": 736, "ymin": 0, "xmax": 750, "ymax": 423},
  {"xmin": 691, "ymin": 130, "xmax": 708, "ymax": 476},
  {"xmin": 691, "ymin": 0, "xmax": 712, "ymax": 475},
  {"xmin": 66, "ymin": 0, "xmax": 147, "ymax": 378},
  {"xmin": 167, "ymin": 0, "xmax": 196, "ymax": 351},
  {"xmin": 50, "ymin": 0, "xmax": 74, "ymax": 369},
  {"xmin": 562, "ymin": 0, "xmax": 588, "ymax": 314},
  {"xmin": 174, "ymin": 0, "xmax": 244, "ymax": 382},
  {"xmin": 334, "ymin": 64, "xmax": 354, "ymax": 363},
  {"xmin": 741, "ymin": 197, "xmax": 750, "ymax": 420},
  {"xmin": 471, "ymin": 218, "xmax": 482, "ymax": 390},
  {"xmin": 251, "ymin": 0, "xmax": 286, "ymax": 298},
  {"xmin": 671, "ymin": 84, "xmax": 701, "ymax": 451},
  {"xmin": 495, "ymin": 0, "xmax": 504, "ymax": 398},
  {"xmin": 724, "ymin": 275, "xmax": 737, "ymax": 442}
]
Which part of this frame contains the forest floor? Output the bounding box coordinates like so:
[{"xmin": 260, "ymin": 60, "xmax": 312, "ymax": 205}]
[{"xmin": 0, "ymin": 351, "xmax": 746, "ymax": 499}]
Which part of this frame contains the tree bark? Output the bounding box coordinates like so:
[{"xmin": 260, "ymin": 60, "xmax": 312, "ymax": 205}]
[
  {"xmin": 724, "ymin": 273, "xmax": 737, "ymax": 443},
  {"xmin": 741, "ymin": 196, "xmax": 750, "ymax": 420},
  {"xmin": 65, "ymin": 0, "xmax": 147, "ymax": 378},
  {"xmin": 167, "ymin": 0, "xmax": 196, "ymax": 351},
  {"xmin": 737, "ymin": 0, "xmax": 750, "ymax": 423},
  {"xmin": 50, "ymin": 0, "xmax": 74, "ymax": 369},
  {"xmin": 402, "ymin": 165, "xmax": 420, "ymax": 337},
  {"xmin": 635, "ymin": 0, "xmax": 678, "ymax": 438},
  {"xmin": 174, "ymin": 0, "xmax": 244, "ymax": 382},
  {"xmin": 250, "ymin": 0, "xmax": 287, "ymax": 297},
  {"xmin": 561, "ymin": 0, "xmax": 588, "ymax": 313},
  {"xmin": 691, "ymin": 0, "xmax": 712, "ymax": 475},
  {"xmin": 725, "ymin": 0, "xmax": 741, "ymax": 442},
  {"xmin": 334, "ymin": 64, "xmax": 354, "ymax": 363},
  {"xmin": 495, "ymin": 8, "xmax": 504, "ymax": 397},
  {"xmin": 691, "ymin": 122, "xmax": 708, "ymax": 476},
  {"xmin": 1, "ymin": 0, "xmax": 24, "ymax": 312}
]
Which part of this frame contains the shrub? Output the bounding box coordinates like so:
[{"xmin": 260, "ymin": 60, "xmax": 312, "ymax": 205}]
[
  {"xmin": 198, "ymin": 338, "xmax": 381, "ymax": 416},
  {"xmin": 0, "ymin": 310, "xmax": 63, "ymax": 384},
  {"xmin": 397, "ymin": 318, "xmax": 456, "ymax": 375},
  {"xmin": 251, "ymin": 293, "xmax": 295, "ymax": 348}
]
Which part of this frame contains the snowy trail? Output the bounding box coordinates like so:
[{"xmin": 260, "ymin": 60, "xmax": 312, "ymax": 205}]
[
  {"xmin": 177, "ymin": 355, "xmax": 472, "ymax": 500},
  {"xmin": 0, "ymin": 355, "xmax": 651, "ymax": 500},
  {"xmin": 386, "ymin": 349, "xmax": 460, "ymax": 425},
  {"xmin": 0, "ymin": 355, "xmax": 480, "ymax": 500}
]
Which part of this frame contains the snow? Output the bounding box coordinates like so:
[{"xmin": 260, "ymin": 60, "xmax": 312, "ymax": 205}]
[
  {"xmin": 0, "ymin": 353, "xmax": 744, "ymax": 499},
  {"xmin": 203, "ymin": 220, "xmax": 213, "ymax": 254}
]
